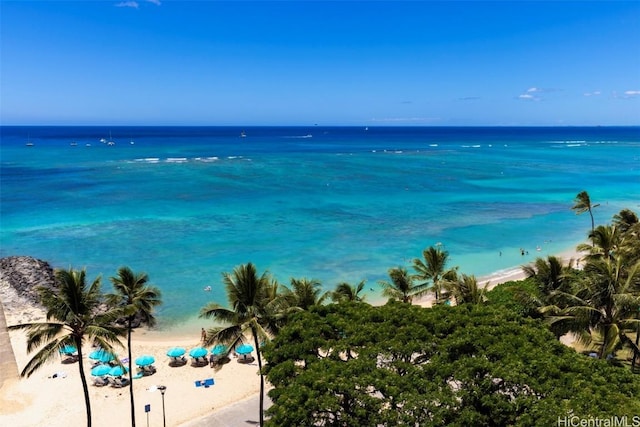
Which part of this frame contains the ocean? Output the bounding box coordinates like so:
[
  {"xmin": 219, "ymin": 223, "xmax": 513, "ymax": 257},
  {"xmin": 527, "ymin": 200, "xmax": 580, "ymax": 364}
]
[{"xmin": 1, "ymin": 126, "xmax": 638, "ymax": 331}]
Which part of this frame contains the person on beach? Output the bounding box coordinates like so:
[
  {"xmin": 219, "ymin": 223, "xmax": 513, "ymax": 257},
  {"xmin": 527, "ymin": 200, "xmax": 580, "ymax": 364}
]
[{"xmin": 201, "ymin": 328, "xmax": 206, "ymax": 343}]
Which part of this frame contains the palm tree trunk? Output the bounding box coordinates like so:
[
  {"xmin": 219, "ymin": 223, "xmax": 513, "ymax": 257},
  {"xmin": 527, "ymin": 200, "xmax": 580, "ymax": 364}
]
[
  {"xmin": 75, "ymin": 337, "xmax": 92, "ymax": 427},
  {"xmin": 127, "ymin": 318, "xmax": 136, "ymax": 427},
  {"xmin": 251, "ymin": 326, "xmax": 264, "ymax": 427}
]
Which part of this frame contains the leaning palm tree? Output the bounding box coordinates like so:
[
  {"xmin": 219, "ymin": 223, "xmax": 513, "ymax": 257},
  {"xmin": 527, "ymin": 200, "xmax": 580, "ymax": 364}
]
[
  {"xmin": 571, "ymin": 190, "xmax": 600, "ymax": 238},
  {"xmin": 378, "ymin": 267, "xmax": 416, "ymax": 303},
  {"xmin": 108, "ymin": 266, "xmax": 162, "ymax": 427},
  {"xmin": 331, "ymin": 280, "xmax": 367, "ymax": 303},
  {"xmin": 199, "ymin": 263, "xmax": 275, "ymax": 427},
  {"xmin": 413, "ymin": 245, "xmax": 458, "ymax": 304},
  {"xmin": 9, "ymin": 268, "xmax": 125, "ymax": 427}
]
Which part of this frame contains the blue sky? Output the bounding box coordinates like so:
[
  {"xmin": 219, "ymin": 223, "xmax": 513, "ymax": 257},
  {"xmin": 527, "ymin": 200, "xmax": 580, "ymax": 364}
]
[{"xmin": 1, "ymin": 1, "xmax": 639, "ymax": 126}]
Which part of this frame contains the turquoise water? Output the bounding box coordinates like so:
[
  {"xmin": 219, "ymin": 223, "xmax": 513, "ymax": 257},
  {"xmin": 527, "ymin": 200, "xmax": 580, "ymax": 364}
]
[{"xmin": 1, "ymin": 126, "xmax": 638, "ymax": 329}]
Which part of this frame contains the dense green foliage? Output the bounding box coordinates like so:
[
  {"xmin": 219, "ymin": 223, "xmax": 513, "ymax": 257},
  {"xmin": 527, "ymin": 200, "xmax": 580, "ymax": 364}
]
[
  {"xmin": 263, "ymin": 303, "xmax": 640, "ymax": 426},
  {"xmin": 485, "ymin": 278, "xmax": 544, "ymax": 318}
]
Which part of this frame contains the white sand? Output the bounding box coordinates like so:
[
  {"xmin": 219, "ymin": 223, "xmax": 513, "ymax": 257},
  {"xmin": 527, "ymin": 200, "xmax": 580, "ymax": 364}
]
[
  {"xmin": 1, "ymin": 247, "xmax": 583, "ymax": 426},
  {"xmin": 0, "ymin": 285, "xmax": 262, "ymax": 427}
]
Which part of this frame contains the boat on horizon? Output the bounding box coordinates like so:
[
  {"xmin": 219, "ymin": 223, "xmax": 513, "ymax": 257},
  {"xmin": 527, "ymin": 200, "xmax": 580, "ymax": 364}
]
[
  {"xmin": 240, "ymin": 130, "xmax": 246, "ymax": 138},
  {"xmin": 26, "ymin": 133, "xmax": 34, "ymax": 146}
]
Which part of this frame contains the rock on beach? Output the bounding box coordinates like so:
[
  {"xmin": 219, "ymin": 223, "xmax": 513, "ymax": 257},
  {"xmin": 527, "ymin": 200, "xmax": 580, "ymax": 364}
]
[{"xmin": 0, "ymin": 256, "xmax": 55, "ymax": 320}]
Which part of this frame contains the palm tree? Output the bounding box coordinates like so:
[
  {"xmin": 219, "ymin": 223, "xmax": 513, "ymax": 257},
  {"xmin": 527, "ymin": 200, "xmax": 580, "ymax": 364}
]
[
  {"xmin": 571, "ymin": 190, "xmax": 600, "ymax": 238},
  {"xmin": 108, "ymin": 266, "xmax": 162, "ymax": 427},
  {"xmin": 282, "ymin": 277, "xmax": 329, "ymax": 310},
  {"xmin": 412, "ymin": 245, "xmax": 458, "ymax": 304},
  {"xmin": 613, "ymin": 209, "xmax": 640, "ymax": 264},
  {"xmin": 199, "ymin": 263, "xmax": 275, "ymax": 427},
  {"xmin": 445, "ymin": 273, "xmax": 487, "ymax": 305},
  {"xmin": 9, "ymin": 268, "xmax": 125, "ymax": 427},
  {"xmin": 612, "ymin": 208, "xmax": 639, "ymax": 234},
  {"xmin": 542, "ymin": 256, "xmax": 640, "ymax": 360},
  {"xmin": 378, "ymin": 267, "xmax": 416, "ymax": 303},
  {"xmin": 522, "ymin": 255, "xmax": 574, "ymax": 296},
  {"xmin": 576, "ymin": 224, "xmax": 620, "ymax": 262},
  {"xmin": 331, "ymin": 280, "xmax": 367, "ymax": 303}
]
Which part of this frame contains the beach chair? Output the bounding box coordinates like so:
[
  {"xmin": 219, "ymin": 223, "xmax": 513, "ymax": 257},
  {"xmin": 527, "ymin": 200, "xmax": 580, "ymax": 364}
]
[
  {"xmin": 142, "ymin": 365, "xmax": 157, "ymax": 376},
  {"xmin": 93, "ymin": 377, "xmax": 109, "ymax": 387},
  {"xmin": 191, "ymin": 357, "xmax": 208, "ymax": 367},
  {"xmin": 111, "ymin": 377, "xmax": 130, "ymax": 388},
  {"xmin": 169, "ymin": 356, "xmax": 187, "ymax": 367}
]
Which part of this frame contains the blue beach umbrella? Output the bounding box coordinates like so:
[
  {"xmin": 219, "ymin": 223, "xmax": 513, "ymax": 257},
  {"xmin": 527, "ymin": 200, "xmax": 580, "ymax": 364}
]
[
  {"xmin": 91, "ymin": 364, "xmax": 111, "ymax": 377},
  {"xmin": 166, "ymin": 347, "xmax": 186, "ymax": 358},
  {"xmin": 59, "ymin": 345, "xmax": 77, "ymax": 355},
  {"xmin": 211, "ymin": 344, "xmax": 227, "ymax": 356},
  {"xmin": 189, "ymin": 347, "xmax": 208, "ymax": 358},
  {"xmin": 135, "ymin": 355, "xmax": 155, "ymax": 367},
  {"xmin": 89, "ymin": 349, "xmax": 115, "ymax": 363},
  {"xmin": 108, "ymin": 365, "xmax": 129, "ymax": 377},
  {"xmin": 236, "ymin": 344, "xmax": 254, "ymax": 355}
]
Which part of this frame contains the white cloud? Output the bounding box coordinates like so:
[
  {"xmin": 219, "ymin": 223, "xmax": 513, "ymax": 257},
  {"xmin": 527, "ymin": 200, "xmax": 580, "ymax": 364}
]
[
  {"xmin": 526, "ymin": 87, "xmax": 540, "ymax": 93},
  {"xmin": 584, "ymin": 91, "xmax": 601, "ymax": 96},
  {"xmin": 518, "ymin": 93, "xmax": 540, "ymax": 101},
  {"xmin": 146, "ymin": 0, "xmax": 162, "ymax": 5},
  {"xmin": 116, "ymin": 1, "xmax": 139, "ymax": 8},
  {"xmin": 624, "ymin": 90, "xmax": 640, "ymax": 97}
]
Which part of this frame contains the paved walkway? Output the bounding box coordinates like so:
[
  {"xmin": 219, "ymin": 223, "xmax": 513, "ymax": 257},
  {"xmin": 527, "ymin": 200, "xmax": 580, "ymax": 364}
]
[
  {"xmin": 180, "ymin": 393, "xmax": 272, "ymax": 427},
  {"xmin": 0, "ymin": 303, "xmax": 19, "ymax": 386}
]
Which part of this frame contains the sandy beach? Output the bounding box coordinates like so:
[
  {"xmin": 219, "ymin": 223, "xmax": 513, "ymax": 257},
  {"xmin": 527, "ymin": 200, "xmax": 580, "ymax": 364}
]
[
  {"xmin": 0, "ymin": 281, "xmax": 264, "ymax": 427},
  {"xmin": 0, "ymin": 249, "xmax": 581, "ymax": 427}
]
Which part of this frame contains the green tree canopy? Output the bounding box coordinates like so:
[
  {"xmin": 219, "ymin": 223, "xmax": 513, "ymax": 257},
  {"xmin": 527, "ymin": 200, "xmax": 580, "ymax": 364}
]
[{"xmin": 263, "ymin": 303, "xmax": 640, "ymax": 426}]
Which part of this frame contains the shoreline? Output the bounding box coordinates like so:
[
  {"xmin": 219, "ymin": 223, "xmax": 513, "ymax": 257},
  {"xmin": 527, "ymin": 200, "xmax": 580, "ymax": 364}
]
[{"xmin": 0, "ymin": 246, "xmax": 584, "ymax": 426}]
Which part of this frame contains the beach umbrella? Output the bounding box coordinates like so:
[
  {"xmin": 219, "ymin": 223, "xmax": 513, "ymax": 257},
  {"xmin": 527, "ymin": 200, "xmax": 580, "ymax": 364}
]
[
  {"xmin": 166, "ymin": 347, "xmax": 186, "ymax": 358},
  {"xmin": 91, "ymin": 364, "xmax": 111, "ymax": 377},
  {"xmin": 135, "ymin": 355, "xmax": 155, "ymax": 367},
  {"xmin": 89, "ymin": 349, "xmax": 115, "ymax": 363},
  {"xmin": 58, "ymin": 345, "xmax": 77, "ymax": 355},
  {"xmin": 108, "ymin": 365, "xmax": 129, "ymax": 377},
  {"xmin": 211, "ymin": 344, "xmax": 227, "ymax": 356},
  {"xmin": 189, "ymin": 347, "xmax": 208, "ymax": 358},
  {"xmin": 236, "ymin": 344, "xmax": 254, "ymax": 355}
]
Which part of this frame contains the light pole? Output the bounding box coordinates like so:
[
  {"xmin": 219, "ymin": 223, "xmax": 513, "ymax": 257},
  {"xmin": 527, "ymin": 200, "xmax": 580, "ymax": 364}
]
[{"xmin": 158, "ymin": 385, "xmax": 167, "ymax": 427}]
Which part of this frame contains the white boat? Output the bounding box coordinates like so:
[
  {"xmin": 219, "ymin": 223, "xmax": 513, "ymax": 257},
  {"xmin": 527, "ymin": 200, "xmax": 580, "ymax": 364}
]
[
  {"xmin": 107, "ymin": 131, "xmax": 115, "ymax": 145},
  {"xmin": 70, "ymin": 141, "xmax": 78, "ymax": 146},
  {"xmin": 100, "ymin": 138, "xmax": 107, "ymax": 143},
  {"xmin": 26, "ymin": 133, "xmax": 34, "ymax": 146},
  {"xmin": 240, "ymin": 130, "xmax": 246, "ymax": 138}
]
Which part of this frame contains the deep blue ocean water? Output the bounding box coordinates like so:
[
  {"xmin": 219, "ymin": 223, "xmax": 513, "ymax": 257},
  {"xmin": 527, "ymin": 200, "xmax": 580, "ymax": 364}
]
[{"xmin": 1, "ymin": 126, "xmax": 638, "ymax": 331}]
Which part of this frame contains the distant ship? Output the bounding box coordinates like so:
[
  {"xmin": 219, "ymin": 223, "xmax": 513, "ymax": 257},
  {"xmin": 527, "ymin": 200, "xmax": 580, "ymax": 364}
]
[
  {"xmin": 240, "ymin": 130, "xmax": 246, "ymax": 138},
  {"xmin": 26, "ymin": 133, "xmax": 34, "ymax": 146}
]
